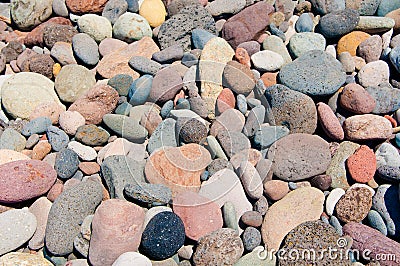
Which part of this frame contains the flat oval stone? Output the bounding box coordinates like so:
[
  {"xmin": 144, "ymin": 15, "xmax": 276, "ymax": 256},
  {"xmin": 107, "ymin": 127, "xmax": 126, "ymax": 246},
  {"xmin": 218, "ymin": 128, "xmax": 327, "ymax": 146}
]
[
  {"xmin": 335, "ymin": 187, "xmax": 372, "ymax": 223},
  {"xmin": 45, "ymin": 179, "xmax": 103, "ymax": 256},
  {"xmin": 279, "ymin": 50, "xmax": 346, "ymax": 96},
  {"xmin": 1, "ymin": 72, "xmax": 65, "ymax": 119},
  {"xmin": 89, "ymin": 199, "xmax": 145, "ymax": 266},
  {"xmin": 342, "ymin": 222, "xmax": 400, "ymax": 264},
  {"xmin": 318, "ymin": 9, "xmax": 359, "ymax": 38},
  {"xmin": 251, "ymin": 50, "xmax": 285, "ymax": 71},
  {"xmin": 193, "ymin": 228, "xmax": 243, "ymax": 265},
  {"xmin": 0, "ymin": 252, "xmax": 52, "ymax": 265},
  {"xmin": 148, "ymin": 67, "xmax": 183, "ymax": 103},
  {"xmin": 347, "ymin": 145, "xmax": 376, "ymax": 183},
  {"xmin": 113, "ymin": 12, "xmax": 152, "ymax": 43},
  {"xmin": 377, "ymin": 165, "xmax": 400, "ymax": 182},
  {"xmin": 238, "ymin": 161, "xmax": 263, "ymax": 199},
  {"xmin": 257, "ymin": 84, "xmax": 317, "ymax": 134},
  {"xmin": 366, "ymin": 84, "xmax": 400, "ymax": 114},
  {"xmin": 75, "ymin": 125, "xmax": 110, "ymax": 146},
  {"xmin": 112, "ymin": 252, "xmax": 151, "ymax": 266},
  {"xmin": 173, "ymin": 191, "xmax": 223, "ymax": 241},
  {"xmin": 103, "ymin": 114, "xmax": 148, "ymax": 143},
  {"xmin": 339, "ymin": 83, "xmax": 376, "ymax": 114},
  {"xmin": 72, "ymin": 33, "xmax": 100, "ymax": 66},
  {"xmin": 261, "ymin": 187, "xmax": 324, "ymax": 250},
  {"xmin": 343, "ymin": 114, "xmax": 392, "ymax": 141},
  {"xmin": 54, "ymin": 148, "xmax": 80, "ymax": 180},
  {"xmin": 367, "ymin": 210, "xmax": 388, "ymax": 235},
  {"xmin": 267, "ymin": 133, "xmax": 331, "ymax": 181},
  {"xmin": 0, "ymin": 160, "xmax": 56, "ymax": 203},
  {"xmin": 10, "ymin": 0, "xmax": 53, "ymax": 30},
  {"xmin": 222, "ymin": 60, "xmax": 256, "ymax": 95},
  {"xmin": 55, "ymin": 64, "xmax": 96, "ymax": 103},
  {"xmin": 355, "ymin": 16, "xmax": 395, "ymax": 33},
  {"xmin": 0, "ymin": 208, "xmax": 37, "ymax": 256},
  {"xmin": 358, "ymin": 60, "xmax": 390, "ymax": 88},
  {"xmin": 77, "ymin": 14, "xmax": 112, "ymax": 42},
  {"xmin": 288, "ymin": 32, "xmax": 326, "ymax": 58},
  {"xmin": 317, "ymin": 102, "xmax": 344, "ymax": 141}
]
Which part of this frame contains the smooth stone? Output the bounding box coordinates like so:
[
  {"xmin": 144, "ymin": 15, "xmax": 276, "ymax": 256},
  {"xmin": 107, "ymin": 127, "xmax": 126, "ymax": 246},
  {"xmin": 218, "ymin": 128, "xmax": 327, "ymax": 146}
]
[
  {"xmin": 28, "ymin": 197, "xmax": 52, "ymax": 250},
  {"xmin": 72, "ymin": 33, "xmax": 100, "ymax": 66},
  {"xmin": 377, "ymin": 0, "xmax": 400, "ymax": 16},
  {"xmin": 1, "ymin": 72, "xmax": 65, "ymax": 119},
  {"xmin": 0, "ymin": 128, "xmax": 26, "ymax": 152},
  {"xmin": 102, "ymin": 0, "xmax": 129, "ymax": 25},
  {"xmin": 335, "ymin": 187, "xmax": 372, "ymax": 223},
  {"xmin": 108, "ymin": 74, "xmax": 133, "ymax": 96},
  {"xmin": 77, "ymin": 14, "xmax": 112, "ymax": 42},
  {"xmin": 191, "ymin": 29, "xmax": 217, "ymax": 50},
  {"xmin": 128, "ymin": 75, "xmax": 152, "ymax": 106},
  {"xmin": 103, "ymin": 114, "xmax": 148, "ymax": 143},
  {"xmin": 89, "ymin": 199, "xmax": 145, "ymax": 266},
  {"xmin": 217, "ymin": 131, "xmax": 251, "ymax": 158},
  {"xmin": 377, "ymin": 165, "xmax": 400, "ymax": 182},
  {"xmin": 251, "ymin": 50, "xmax": 285, "ymax": 71},
  {"xmin": 358, "ymin": 60, "xmax": 389, "ymax": 87},
  {"xmin": 203, "ymin": 135, "xmax": 227, "ymax": 160},
  {"xmin": 279, "ymin": 50, "xmax": 346, "ymax": 96},
  {"xmin": 10, "ymin": 0, "xmax": 52, "ymax": 30},
  {"xmin": 263, "ymin": 180, "xmax": 289, "ymax": 201},
  {"xmin": 238, "ymin": 161, "xmax": 263, "ymax": 199},
  {"xmin": 0, "ymin": 149, "xmax": 30, "ymax": 165},
  {"xmin": 318, "ymin": 9, "xmax": 360, "ymax": 38},
  {"xmin": 21, "ymin": 117, "xmax": 52, "ymax": 137},
  {"xmin": 327, "ymin": 141, "xmax": 360, "ymax": 189},
  {"xmin": 97, "ymin": 37, "xmax": 159, "ymax": 79},
  {"xmin": 347, "ymin": 145, "xmax": 376, "ymax": 183},
  {"xmin": 101, "ymin": 155, "xmax": 146, "ymax": 199},
  {"xmin": 367, "ymin": 209, "xmax": 388, "ymax": 235},
  {"xmin": 222, "ymin": 201, "xmax": 238, "ymax": 231},
  {"xmin": 59, "ymin": 111, "xmax": 86, "ymax": 136},
  {"xmin": 0, "ymin": 208, "xmax": 37, "ymax": 255},
  {"xmin": 140, "ymin": 211, "xmax": 185, "ymax": 260},
  {"xmin": 147, "ymin": 118, "xmax": 177, "ymax": 154},
  {"xmin": 152, "ymin": 45, "xmax": 184, "ymax": 64},
  {"xmin": 358, "ymin": 35, "xmax": 383, "ymax": 63},
  {"xmin": 112, "ymin": 252, "xmax": 151, "ymax": 266},
  {"xmin": 45, "ymin": 179, "xmax": 103, "ymax": 256},
  {"xmin": 99, "ymin": 38, "xmax": 129, "ymax": 57},
  {"xmin": 67, "ymin": 141, "xmax": 97, "ymax": 161},
  {"xmin": 158, "ymin": 5, "xmax": 216, "ymax": 51},
  {"xmin": 262, "ymin": 35, "xmax": 292, "ymax": 64},
  {"xmin": 242, "ymin": 227, "xmax": 261, "ymax": 252},
  {"xmin": 342, "ymin": 222, "xmax": 400, "ymax": 264},
  {"xmin": 339, "ymin": 83, "xmax": 376, "ymax": 114},
  {"xmin": 145, "ymin": 144, "xmax": 211, "ymax": 194},
  {"xmin": 124, "ymin": 183, "xmax": 172, "ymax": 205},
  {"xmin": 221, "ymin": 2, "xmax": 274, "ymax": 49},
  {"xmin": 50, "ymin": 42, "xmax": 77, "ymax": 66},
  {"xmin": 256, "ymin": 159, "xmax": 273, "ymax": 183},
  {"xmin": 372, "ymin": 184, "xmax": 400, "ymax": 238},
  {"xmin": 355, "ymin": 16, "xmax": 395, "ymax": 33},
  {"xmin": 267, "ymin": 133, "xmax": 331, "ymax": 181},
  {"xmin": 375, "ymin": 142, "xmax": 400, "ymax": 169},
  {"xmin": 210, "ymin": 108, "xmax": 245, "ymax": 136},
  {"xmin": 241, "ymin": 211, "xmax": 263, "ymax": 228},
  {"xmin": 173, "ymin": 191, "xmax": 223, "ymax": 241},
  {"xmin": 193, "ymin": 228, "xmax": 243, "ymax": 265},
  {"xmin": 148, "ymin": 67, "xmax": 183, "ymax": 103},
  {"xmin": 0, "ymin": 252, "xmax": 52, "ymax": 265},
  {"xmin": 261, "ymin": 187, "xmax": 324, "ymax": 250},
  {"xmin": 129, "ymin": 56, "xmax": 161, "ymax": 76},
  {"xmin": 253, "ymin": 125, "xmax": 290, "ymax": 149},
  {"xmin": 295, "ymin": 13, "xmax": 313, "ymax": 32},
  {"xmin": 68, "ymin": 84, "xmax": 119, "ymax": 125},
  {"xmin": 317, "ymin": 102, "xmax": 344, "ymax": 141},
  {"xmin": 139, "ymin": 0, "xmax": 166, "ymax": 28},
  {"xmin": 54, "ymin": 148, "xmax": 80, "ymax": 180},
  {"xmin": 343, "ymin": 114, "xmax": 393, "ymax": 141},
  {"xmin": 256, "ymin": 84, "xmax": 317, "ymax": 134},
  {"xmin": 243, "ymin": 105, "xmax": 265, "ymax": 137},
  {"xmin": 75, "ymin": 125, "xmax": 109, "ymax": 147},
  {"xmin": 288, "ymin": 32, "xmax": 326, "ymax": 58},
  {"xmin": 199, "ymin": 37, "xmax": 234, "ymax": 119},
  {"xmin": 199, "ymin": 169, "xmax": 252, "ymax": 225},
  {"xmin": 222, "ymin": 61, "xmax": 256, "ymax": 95},
  {"xmin": 159, "ymin": 100, "xmax": 174, "ymax": 118}
]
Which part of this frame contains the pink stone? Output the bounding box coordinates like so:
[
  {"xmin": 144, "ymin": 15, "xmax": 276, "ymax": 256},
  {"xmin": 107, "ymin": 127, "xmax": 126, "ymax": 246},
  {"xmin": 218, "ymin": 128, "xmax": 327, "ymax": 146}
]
[
  {"xmin": 89, "ymin": 199, "xmax": 145, "ymax": 266},
  {"xmin": 173, "ymin": 191, "xmax": 223, "ymax": 241},
  {"xmin": 216, "ymin": 88, "xmax": 235, "ymax": 115},
  {"xmin": 47, "ymin": 182, "xmax": 63, "ymax": 202},
  {"xmin": 317, "ymin": 102, "xmax": 344, "ymax": 141},
  {"xmin": 0, "ymin": 160, "xmax": 57, "ymax": 203},
  {"xmin": 98, "ymin": 38, "xmax": 128, "ymax": 57},
  {"xmin": 347, "ymin": 145, "xmax": 376, "ymax": 183}
]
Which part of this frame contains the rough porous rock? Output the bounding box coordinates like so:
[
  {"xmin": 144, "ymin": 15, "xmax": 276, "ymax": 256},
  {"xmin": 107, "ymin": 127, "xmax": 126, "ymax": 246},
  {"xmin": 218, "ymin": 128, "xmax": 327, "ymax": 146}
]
[
  {"xmin": 10, "ymin": 0, "xmax": 53, "ymax": 30},
  {"xmin": 65, "ymin": 0, "xmax": 108, "ymax": 14},
  {"xmin": 335, "ymin": 187, "xmax": 372, "ymax": 223},
  {"xmin": 347, "ymin": 145, "xmax": 376, "ymax": 183}
]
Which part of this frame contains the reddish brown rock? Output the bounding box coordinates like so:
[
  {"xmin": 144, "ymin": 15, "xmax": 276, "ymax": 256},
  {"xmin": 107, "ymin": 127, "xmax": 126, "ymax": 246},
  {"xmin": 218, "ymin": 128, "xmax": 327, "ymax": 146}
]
[
  {"xmin": 216, "ymin": 88, "xmax": 235, "ymax": 114},
  {"xmin": 343, "ymin": 222, "xmax": 400, "ymax": 266},
  {"xmin": 24, "ymin": 17, "xmax": 72, "ymax": 47},
  {"xmin": 148, "ymin": 66, "xmax": 183, "ymax": 103},
  {"xmin": 97, "ymin": 36, "xmax": 160, "ymax": 79},
  {"xmin": 317, "ymin": 102, "xmax": 344, "ymax": 141},
  {"xmin": 347, "ymin": 145, "xmax": 376, "ymax": 183},
  {"xmin": 68, "ymin": 84, "xmax": 119, "ymax": 125},
  {"xmin": 32, "ymin": 141, "xmax": 52, "ymax": 160},
  {"xmin": 310, "ymin": 175, "xmax": 332, "ymax": 191},
  {"xmin": 89, "ymin": 199, "xmax": 145, "ymax": 266},
  {"xmin": 27, "ymin": 54, "xmax": 55, "ymax": 79},
  {"xmin": 339, "ymin": 83, "xmax": 376, "ymax": 114},
  {"xmin": 65, "ymin": 0, "xmax": 108, "ymax": 14},
  {"xmin": 261, "ymin": 72, "xmax": 278, "ymax": 87},
  {"xmin": 240, "ymin": 211, "xmax": 263, "ymax": 227},
  {"xmin": 0, "ymin": 160, "xmax": 57, "ymax": 203},
  {"xmin": 145, "ymin": 144, "xmax": 211, "ymax": 194},
  {"xmin": 79, "ymin": 162, "xmax": 100, "ymax": 175},
  {"xmin": 47, "ymin": 182, "xmax": 63, "ymax": 202},
  {"xmin": 140, "ymin": 109, "xmax": 162, "ymax": 135},
  {"xmin": 386, "ymin": 9, "xmax": 400, "ymax": 33},
  {"xmin": 43, "ymin": 24, "xmax": 78, "ymax": 49},
  {"xmin": 235, "ymin": 47, "xmax": 251, "ymax": 67},
  {"xmin": 263, "ymin": 180, "xmax": 289, "ymax": 201},
  {"xmin": 29, "ymin": 102, "xmax": 65, "ymax": 125},
  {"xmin": 335, "ymin": 187, "xmax": 372, "ymax": 223},
  {"xmin": 173, "ymin": 191, "xmax": 223, "ymax": 241},
  {"xmin": 222, "ymin": 2, "xmax": 274, "ymax": 49}
]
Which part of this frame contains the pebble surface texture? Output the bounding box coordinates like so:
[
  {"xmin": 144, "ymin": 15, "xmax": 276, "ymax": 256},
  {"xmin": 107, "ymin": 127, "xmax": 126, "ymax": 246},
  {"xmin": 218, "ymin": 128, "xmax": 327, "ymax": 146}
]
[{"xmin": 0, "ymin": 0, "xmax": 400, "ymax": 265}]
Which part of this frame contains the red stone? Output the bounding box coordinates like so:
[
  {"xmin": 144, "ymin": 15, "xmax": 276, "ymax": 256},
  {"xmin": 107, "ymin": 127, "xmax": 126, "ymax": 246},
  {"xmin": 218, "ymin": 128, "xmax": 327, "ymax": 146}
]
[
  {"xmin": 0, "ymin": 160, "xmax": 57, "ymax": 203},
  {"xmin": 216, "ymin": 88, "xmax": 235, "ymax": 115},
  {"xmin": 24, "ymin": 17, "xmax": 72, "ymax": 47},
  {"xmin": 173, "ymin": 191, "xmax": 223, "ymax": 240},
  {"xmin": 317, "ymin": 102, "xmax": 344, "ymax": 141},
  {"xmin": 65, "ymin": 0, "xmax": 108, "ymax": 14},
  {"xmin": 347, "ymin": 145, "xmax": 376, "ymax": 183},
  {"xmin": 235, "ymin": 47, "xmax": 251, "ymax": 67}
]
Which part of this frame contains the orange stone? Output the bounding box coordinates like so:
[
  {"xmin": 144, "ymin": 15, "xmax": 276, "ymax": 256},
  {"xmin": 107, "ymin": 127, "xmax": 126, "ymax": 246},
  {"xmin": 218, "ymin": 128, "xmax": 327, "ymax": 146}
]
[
  {"xmin": 173, "ymin": 191, "xmax": 223, "ymax": 241},
  {"xmin": 347, "ymin": 145, "xmax": 376, "ymax": 183},
  {"xmin": 145, "ymin": 144, "xmax": 211, "ymax": 194},
  {"xmin": 32, "ymin": 141, "xmax": 52, "ymax": 160},
  {"xmin": 79, "ymin": 162, "xmax": 100, "ymax": 175},
  {"xmin": 337, "ymin": 31, "xmax": 371, "ymax": 56},
  {"xmin": 261, "ymin": 72, "xmax": 278, "ymax": 87},
  {"xmin": 384, "ymin": 115, "xmax": 397, "ymax": 127},
  {"xmin": 235, "ymin": 47, "xmax": 251, "ymax": 67}
]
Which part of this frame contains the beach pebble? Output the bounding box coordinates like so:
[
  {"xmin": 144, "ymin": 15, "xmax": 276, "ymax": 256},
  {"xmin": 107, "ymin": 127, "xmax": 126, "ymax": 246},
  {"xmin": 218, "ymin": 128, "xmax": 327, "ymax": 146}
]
[
  {"xmin": 343, "ymin": 114, "xmax": 393, "ymax": 141},
  {"xmin": 263, "ymin": 180, "xmax": 289, "ymax": 201},
  {"xmin": 358, "ymin": 60, "xmax": 390, "ymax": 88},
  {"xmin": 238, "ymin": 161, "xmax": 263, "ymax": 199},
  {"xmin": 0, "ymin": 128, "xmax": 26, "ymax": 152},
  {"xmin": 72, "ymin": 33, "xmax": 100, "ymax": 66},
  {"xmin": 28, "ymin": 197, "xmax": 52, "ymax": 250},
  {"xmin": 77, "ymin": 14, "xmax": 112, "ymax": 43},
  {"xmin": 102, "ymin": 0, "xmax": 128, "ymax": 25},
  {"xmin": 10, "ymin": 0, "xmax": 53, "ymax": 30},
  {"xmin": 59, "ymin": 111, "xmax": 86, "ymax": 135},
  {"xmin": 347, "ymin": 145, "xmax": 376, "ymax": 183},
  {"xmin": 112, "ymin": 252, "xmax": 151, "ymax": 266},
  {"xmin": 335, "ymin": 187, "xmax": 372, "ymax": 223},
  {"xmin": 317, "ymin": 102, "xmax": 344, "ymax": 141},
  {"xmin": 318, "ymin": 9, "xmax": 359, "ymax": 39},
  {"xmin": 288, "ymin": 32, "xmax": 326, "ymax": 58},
  {"xmin": 54, "ymin": 148, "xmax": 80, "ymax": 180}
]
